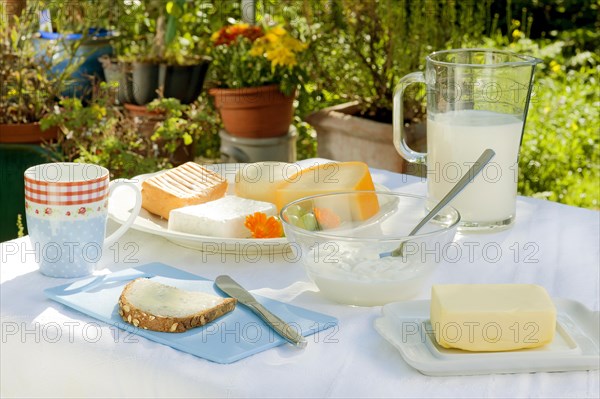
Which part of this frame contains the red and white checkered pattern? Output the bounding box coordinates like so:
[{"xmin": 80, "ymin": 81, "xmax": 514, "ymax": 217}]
[{"xmin": 25, "ymin": 175, "xmax": 109, "ymax": 206}]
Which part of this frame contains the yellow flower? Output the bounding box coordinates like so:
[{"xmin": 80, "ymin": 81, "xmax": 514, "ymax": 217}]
[
  {"xmin": 269, "ymin": 26, "xmax": 286, "ymax": 37},
  {"xmin": 266, "ymin": 47, "xmax": 296, "ymax": 69},
  {"xmin": 249, "ymin": 43, "xmax": 264, "ymax": 57},
  {"xmin": 263, "ymin": 32, "xmax": 279, "ymax": 43},
  {"xmin": 550, "ymin": 61, "xmax": 561, "ymax": 73},
  {"xmin": 249, "ymin": 25, "xmax": 306, "ymax": 70}
]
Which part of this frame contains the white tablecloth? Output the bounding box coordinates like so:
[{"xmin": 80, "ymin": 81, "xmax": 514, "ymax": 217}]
[{"xmin": 1, "ymin": 163, "xmax": 599, "ymax": 398}]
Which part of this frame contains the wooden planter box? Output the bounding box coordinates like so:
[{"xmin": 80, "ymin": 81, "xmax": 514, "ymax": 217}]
[
  {"xmin": 305, "ymin": 102, "xmax": 426, "ymax": 175},
  {"xmin": 0, "ymin": 123, "xmax": 58, "ymax": 144}
]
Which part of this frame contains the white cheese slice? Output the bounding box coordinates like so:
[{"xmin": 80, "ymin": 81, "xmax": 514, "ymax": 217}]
[{"xmin": 168, "ymin": 196, "xmax": 277, "ymax": 238}]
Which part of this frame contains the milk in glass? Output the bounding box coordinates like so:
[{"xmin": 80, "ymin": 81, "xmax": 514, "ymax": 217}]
[{"xmin": 427, "ymin": 110, "xmax": 523, "ymax": 224}]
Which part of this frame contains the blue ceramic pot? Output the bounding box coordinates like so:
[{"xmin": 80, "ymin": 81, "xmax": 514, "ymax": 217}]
[{"xmin": 34, "ymin": 29, "xmax": 114, "ymax": 99}]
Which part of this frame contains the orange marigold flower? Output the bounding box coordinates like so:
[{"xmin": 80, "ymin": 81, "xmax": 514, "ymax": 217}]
[
  {"xmin": 212, "ymin": 23, "xmax": 264, "ymax": 46},
  {"xmin": 245, "ymin": 212, "xmax": 283, "ymax": 239},
  {"xmin": 313, "ymin": 207, "xmax": 341, "ymax": 229}
]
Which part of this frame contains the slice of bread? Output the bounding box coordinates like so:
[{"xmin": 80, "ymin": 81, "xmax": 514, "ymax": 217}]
[
  {"xmin": 118, "ymin": 278, "xmax": 236, "ymax": 333},
  {"xmin": 141, "ymin": 162, "xmax": 228, "ymax": 219}
]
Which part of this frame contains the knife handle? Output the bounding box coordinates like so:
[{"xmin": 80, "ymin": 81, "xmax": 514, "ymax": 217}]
[{"xmin": 248, "ymin": 302, "xmax": 308, "ymax": 348}]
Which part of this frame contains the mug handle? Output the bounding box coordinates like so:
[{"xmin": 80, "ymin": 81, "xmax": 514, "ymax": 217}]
[
  {"xmin": 104, "ymin": 179, "xmax": 142, "ymax": 248},
  {"xmin": 393, "ymin": 72, "xmax": 427, "ymax": 164}
]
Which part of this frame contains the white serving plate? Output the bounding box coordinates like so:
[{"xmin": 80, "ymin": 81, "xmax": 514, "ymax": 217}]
[
  {"xmin": 374, "ymin": 299, "xmax": 600, "ymax": 376},
  {"xmin": 108, "ymin": 163, "xmax": 388, "ymax": 254}
]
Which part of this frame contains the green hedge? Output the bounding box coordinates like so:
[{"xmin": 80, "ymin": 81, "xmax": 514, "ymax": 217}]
[{"xmin": 519, "ymin": 65, "xmax": 599, "ymax": 208}]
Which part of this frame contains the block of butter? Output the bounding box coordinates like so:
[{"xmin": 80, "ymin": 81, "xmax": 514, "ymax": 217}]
[{"xmin": 430, "ymin": 284, "xmax": 556, "ymax": 352}]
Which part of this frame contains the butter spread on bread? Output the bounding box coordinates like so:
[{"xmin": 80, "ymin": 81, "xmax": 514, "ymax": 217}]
[
  {"xmin": 141, "ymin": 162, "xmax": 227, "ymax": 219},
  {"xmin": 118, "ymin": 278, "xmax": 236, "ymax": 333}
]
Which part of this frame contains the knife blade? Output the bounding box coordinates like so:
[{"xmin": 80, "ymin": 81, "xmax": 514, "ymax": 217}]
[{"xmin": 215, "ymin": 275, "xmax": 307, "ymax": 348}]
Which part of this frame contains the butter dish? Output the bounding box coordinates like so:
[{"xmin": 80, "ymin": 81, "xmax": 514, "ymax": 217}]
[{"xmin": 374, "ymin": 299, "xmax": 599, "ymax": 376}]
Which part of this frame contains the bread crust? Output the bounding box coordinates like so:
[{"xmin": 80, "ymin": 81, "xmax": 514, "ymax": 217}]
[
  {"xmin": 118, "ymin": 278, "xmax": 237, "ymax": 333},
  {"xmin": 141, "ymin": 162, "xmax": 228, "ymax": 220}
]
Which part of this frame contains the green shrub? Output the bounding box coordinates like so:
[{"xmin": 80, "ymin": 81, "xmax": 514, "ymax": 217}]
[
  {"xmin": 278, "ymin": 0, "xmax": 494, "ymax": 120},
  {"xmin": 482, "ymin": 30, "xmax": 599, "ymax": 209},
  {"xmin": 519, "ymin": 65, "xmax": 599, "ymax": 208}
]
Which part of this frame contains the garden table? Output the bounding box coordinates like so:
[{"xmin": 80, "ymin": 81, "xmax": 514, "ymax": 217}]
[{"xmin": 1, "ymin": 160, "xmax": 598, "ymax": 398}]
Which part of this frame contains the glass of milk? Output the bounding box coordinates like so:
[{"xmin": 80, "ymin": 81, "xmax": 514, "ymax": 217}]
[{"xmin": 393, "ymin": 49, "xmax": 541, "ymax": 230}]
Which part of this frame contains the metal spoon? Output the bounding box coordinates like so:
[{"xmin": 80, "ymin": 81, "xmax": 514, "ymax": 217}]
[{"xmin": 379, "ymin": 148, "xmax": 496, "ymax": 258}]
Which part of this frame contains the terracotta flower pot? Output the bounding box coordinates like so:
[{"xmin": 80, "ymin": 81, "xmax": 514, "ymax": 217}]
[
  {"xmin": 0, "ymin": 123, "xmax": 59, "ymax": 144},
  {"xmin": 209, "ymin": 85, "xmax": 294, "ymax": 138},
  {"xmin": 2, "ymin": 0, "xmax": 26, "ymax": 22},
  {"xmin": 123, "ymin": 103, "xmax": 194, "ymax": 166}
]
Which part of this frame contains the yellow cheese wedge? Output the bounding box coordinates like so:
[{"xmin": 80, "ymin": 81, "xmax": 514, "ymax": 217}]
[
  {"xmin": 234, "ymin": 162, "xmax": 291, "ymax": 204},
  {"xmin": 430, "ymin": 284, "xmax": 556, "ymax": 352},
  {"xmin": 274, "ymin": 161, "xmax": 379, "ymax": 220}
]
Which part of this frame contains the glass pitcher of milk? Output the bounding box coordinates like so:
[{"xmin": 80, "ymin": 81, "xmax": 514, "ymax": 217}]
[{"xmin": 394, "ymin": 49, "xmax": 541, "ymax": 231}]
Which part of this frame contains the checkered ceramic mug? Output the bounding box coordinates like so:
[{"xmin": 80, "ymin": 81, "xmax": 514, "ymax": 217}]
[{"xmin": 24, "ymin": 163, "xmax": 142, "ymax": 278}]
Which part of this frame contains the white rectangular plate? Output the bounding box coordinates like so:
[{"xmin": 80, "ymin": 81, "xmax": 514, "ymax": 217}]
[{"xmin": 374, "ymin": 299, "xmax": 599, "ymax": 376}]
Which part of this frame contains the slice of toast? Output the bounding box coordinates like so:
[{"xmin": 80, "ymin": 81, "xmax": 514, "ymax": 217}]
[
  {"xmin": 141, "ymin": 162, "xmax": 228, "ymax": 219},
  {"xmin": 118, "ymin": 278, "xmax": 236, "ymax": 333}
]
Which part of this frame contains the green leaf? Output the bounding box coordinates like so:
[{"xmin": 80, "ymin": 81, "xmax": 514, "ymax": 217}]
[{"xmin": 165, "ymin": 16, "xmax": 177, "ymax": 46}]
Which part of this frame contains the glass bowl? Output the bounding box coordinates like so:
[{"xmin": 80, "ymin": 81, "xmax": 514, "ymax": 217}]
[{"xmin": 280, "ymin": 191, "xmax": 460, "ymax": 306}]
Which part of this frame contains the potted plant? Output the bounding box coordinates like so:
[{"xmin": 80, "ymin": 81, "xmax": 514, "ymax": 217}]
[
  {"xmin": 145, "ymin": 97, "xmax": 215, "ymax": 166},
  {"xmin": 33, "ymin": 1, "xmax": 117, "ymax": 99},
  {"xmin": 113, "ymin": 0, "xmax": 212, "ymax": 106},
  {"xmin": 1, "ymin": 0, "xmax": 26, "ymax": 25},
  {"xmin": 208, "ymin": 22, "xmax": 308, "ymax": 138},
  {"xmin": 0, "ymin": 13, "xmax": 68, "ymax": 143},
  {"xmin": 38, "ymin": 83, "xmax": 170, "ymax": 177},
  {"xmin": 291, "ymin": 0, "xmax": 491, "ymax": 173},
  {"xmin": 40, "ymin": 84, "xmax": 221, "ymax": 171},
  {"xmin": 0, "ymin": 10, "xmax": 73, "ymax": 240}
]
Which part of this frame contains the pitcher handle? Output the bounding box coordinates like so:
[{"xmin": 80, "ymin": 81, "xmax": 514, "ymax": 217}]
[
  {"xmin": 393, "ymin": 72, "xmax": 427, "ymax": 164},
  {"xmin": 104, "ymin": 179, "xmax": 142, "ymax": 248}
]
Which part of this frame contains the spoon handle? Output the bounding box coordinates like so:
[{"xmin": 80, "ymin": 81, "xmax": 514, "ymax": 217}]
[
  {"xmin": 382, "ymin": 148, "xmax": 495, "ymax": 258},
  {"xmin": 408, "ymin": 148, "xmax": 496, "ymax": 236}
]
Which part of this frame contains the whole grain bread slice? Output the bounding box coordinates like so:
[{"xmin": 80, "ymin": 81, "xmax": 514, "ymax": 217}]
[{"xmin": 118, "ymin": 278, "xmax": 236, "ymax": 333}]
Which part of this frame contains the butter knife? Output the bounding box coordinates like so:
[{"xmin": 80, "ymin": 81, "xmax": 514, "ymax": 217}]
[{"xmin": 215, "ymin": 275, "xmax": 308, "ymax": 348}]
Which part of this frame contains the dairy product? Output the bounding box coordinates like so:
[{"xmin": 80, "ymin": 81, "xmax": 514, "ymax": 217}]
[
  {"xmin": 234, "ymin": 162, "xmax": 291, "ymax": 203},
  {"xmin": 430, "ymin": 284, "xmax": 556, "ymax": 352},
  {"xmin": 142, "ymin": 162, "xmax": 228, "ymax": 219},
  {"xmin": 168, "ymin": 196, "xmax": 277, "ymax": 238},
  {"xmin": 275, "ymin": 161, "xmax": 379, "ymax": 219},
  {"xmin": 304, "ymin": 243, "xmax": 434, "ymax": 306},
  {"xmin": 427, "ymin": 110, "xmax": 523, "ymax": 224}
]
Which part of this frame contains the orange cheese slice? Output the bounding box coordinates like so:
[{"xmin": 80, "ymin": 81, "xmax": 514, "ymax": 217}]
[{"xmin": 275, "ymin": 161, "xmax": 379, "ymax": 220}]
